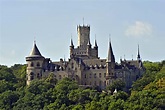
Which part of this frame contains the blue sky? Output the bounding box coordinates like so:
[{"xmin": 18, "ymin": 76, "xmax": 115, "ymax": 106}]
[{"xmin": 0, "ymin": 0, "xmax": 165, "ymax": 66}]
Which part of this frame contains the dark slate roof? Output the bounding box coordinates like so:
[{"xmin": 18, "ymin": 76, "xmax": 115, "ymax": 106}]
[
  {"xmin": 94, "ymin": 39, "xmax": 98, "ymax": 47},
  {"xmin": 29, "ymin": 43, "xmax": 42, "ymax": 57},
  {"xmin": 70, "ymin": 39, "xmax": 74, "ymax": 47},
  {"xmin": 137, "ymin": 44, "xmax": 140, "ymax": 59},
  {"xmin": 107, "ymin": 41, "xmax": 115, "ymax": 62}
]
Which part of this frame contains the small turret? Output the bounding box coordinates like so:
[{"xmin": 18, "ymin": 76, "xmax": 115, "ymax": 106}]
[
  {"xmin": 106, "ymin": 40, "xmax": 116, "ymax": 85},
  {"xmin": 70, "ymin": 38, "xmax": 74, "ymax": 58},
  {"xmin": 137, "ymin": 44, "xmax": 140, "ymax": 61},
  {"xmin": 94, "ymin": 39, "xmax": 98, "ymax": 49},
  {"xmin": 106, "ymin": 41, "xmax": 115, "ymax": 63},
  {"xmin": 87, "ymin": 39, "xmax": 91, "ymax": 48},
  {"xmin": 87, "ymin": 39, "xmax": 91, "ymax": 56},
  {"xmin": 70, "ymin": 38, "xmax": 74, "ymax": 48}
]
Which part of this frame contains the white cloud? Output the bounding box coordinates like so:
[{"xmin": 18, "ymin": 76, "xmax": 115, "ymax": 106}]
[{"xmin": 125, "ymin": 21, "xmax": 152, "ymax": 37}]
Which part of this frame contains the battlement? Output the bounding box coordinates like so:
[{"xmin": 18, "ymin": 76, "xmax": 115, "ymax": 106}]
[{"xmin": 77, "ymin": 25, "xmax": 90, "ymax": 30}]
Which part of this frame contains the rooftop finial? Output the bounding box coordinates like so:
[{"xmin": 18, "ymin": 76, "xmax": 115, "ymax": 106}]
[{"xmin": 34, "ymin": 36, "xmax": 36, "ymax": 44}]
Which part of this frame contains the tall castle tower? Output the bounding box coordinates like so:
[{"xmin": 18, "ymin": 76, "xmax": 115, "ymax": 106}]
[
  {"xmin": 26, "ymin": 42, "xmax": 45, "ymax": 85},
  {"xmin": 77, "ymin": 25, "xmax": 90, "ymax": 48},
  {"xmin": 70, "ymin": 25, "xmax": 98, "ymax": 59}
]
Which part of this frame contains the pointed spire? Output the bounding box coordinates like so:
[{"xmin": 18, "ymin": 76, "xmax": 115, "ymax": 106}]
[
  {"xmin": 107, "ymin": 40, "xmax": 115, "ymax": 62},
  {"xmin": 94, "ymin": 39, "xmax": 98, "ymax": 47},
  {"xmin": 87, "ymin": 38, "xmax": 91, "ymax": 46},
  {"xmin": 137, "ymin": 44, "xmax": 140, "ymax": 60},
  {"xmin": 70, "ymin": 38, "xmax": 74, "ymax": 47},
  {"xmin": 29, "ymin": 41, "xmax": 42, "ymax": 56},
  {"xmin": 94, "ymin": 34, "xmax": 98, "ymax": 47}
]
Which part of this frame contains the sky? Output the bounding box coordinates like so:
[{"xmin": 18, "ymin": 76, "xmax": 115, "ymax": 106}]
[{"xmin": 0, "ymin": 0, "xmax": 165, "ymax": 66}]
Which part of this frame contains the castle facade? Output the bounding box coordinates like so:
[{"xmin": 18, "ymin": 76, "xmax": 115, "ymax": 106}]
[{"xmin": 26, "ymin": 24, "xmax": 144, "ymax": 90}]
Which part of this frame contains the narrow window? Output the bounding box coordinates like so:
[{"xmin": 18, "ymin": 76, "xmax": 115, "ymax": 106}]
[{"xmin": 99, "ymin": 73, "xmax": 101, "ymax": 78}]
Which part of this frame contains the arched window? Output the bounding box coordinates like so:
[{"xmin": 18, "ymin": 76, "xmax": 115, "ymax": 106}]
[
  {"xmin": 37, "ymin": 62, "xmax": 40, "ymax": 67},
  {"xmin": 30, "ymin": 62, "xmax": 34, "ymax": 67},
  {"xmin": 30, "ymin": 72, "xmax": 34, "ymax": 80}
]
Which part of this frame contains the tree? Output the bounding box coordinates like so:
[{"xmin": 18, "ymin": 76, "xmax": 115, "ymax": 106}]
[
  {"xmin": 107, "ymin": 79, "xmax": 125, "ymax": 93},
  {"xmin": 0, "ymin": 90, "xmax": 19, "ymax": 110}
]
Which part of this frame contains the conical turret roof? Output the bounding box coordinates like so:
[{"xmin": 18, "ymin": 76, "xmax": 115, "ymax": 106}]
[
  {"xmin": 29, "ymin": 42, "xmax": 42, "ymax": 57},
  {"xmin": 70, "ymin": 38, "xmax": 74, "ymax": 47},
  {"xmin": 94, "ymin": 39, "xmax": 98, "ymax": 47},
  {"xmin": 137, "ymin": 44, "xmax": 140, "ymax": 59},
  {"xmin": 107, "ymin": 41, "xmax": 115, "ymax": 62},
  {"xmin": 87, "ymin": 39, "xmax": 91, "ymax": 46}
]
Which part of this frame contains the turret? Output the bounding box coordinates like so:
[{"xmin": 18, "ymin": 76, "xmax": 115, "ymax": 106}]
[
  {"xmin": 137, "ymin": 44, "xmax": 141, "ymax": 61},
  {"xmin": 87, "ymin": 39, "xmax": 91, "ymax": 56},
  {"xmin": 106, "ymin": 41, "xmax": 115, "ymax": 85},
  {"xmin": 70, "ymin": 38, "xmax": 74, "ymax": 57},
  {"xmin": 26, "ymin": 41, "xmax": 45, "ymax": 85},
  {"xmin": 94, "ymin": 39, "xmax": 98, "ymax": 49}
]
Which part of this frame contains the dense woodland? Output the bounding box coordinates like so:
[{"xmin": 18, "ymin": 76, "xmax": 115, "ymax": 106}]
[{"xmin": 0, "ymin": 61, "xmax": 165, "ymax": 110}]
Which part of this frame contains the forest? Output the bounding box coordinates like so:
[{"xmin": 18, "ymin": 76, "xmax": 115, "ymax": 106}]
[{"xmin": 0, "ymin": 61, "xmax": 165, "ymax": 110}]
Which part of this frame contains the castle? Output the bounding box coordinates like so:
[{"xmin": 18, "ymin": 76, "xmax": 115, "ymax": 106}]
[{"xmin": 26, "ymin": 24, "xmax": 144, "ymax": 90}]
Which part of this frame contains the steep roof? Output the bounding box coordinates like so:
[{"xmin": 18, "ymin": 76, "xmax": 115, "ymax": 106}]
[
  {"xmin": 29, "ymin": 42, "xmax": 42, "ymax": 57},
  {"xmin": 137, "ymin": 44, "xmax": 140, "ymax": 59},
  {"xmin": 70, "ymin": 38, "xmax": 74, "ymax": 47},
  {"xmin": 94, "ymin": 39, "xmax": 98, "ymax": 47},
  {"xmin": 107, "ymin": 41, "xmax": 115, "ymax": 62}
]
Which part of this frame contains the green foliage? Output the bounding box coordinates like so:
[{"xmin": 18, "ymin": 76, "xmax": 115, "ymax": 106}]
[
  {"xmin": 106, "ymin": 79, "xmax": 125, "ymax": 92},
  {"xmin": 0, "ymin": 60, "xmax": 165, "ymax": 110}
]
